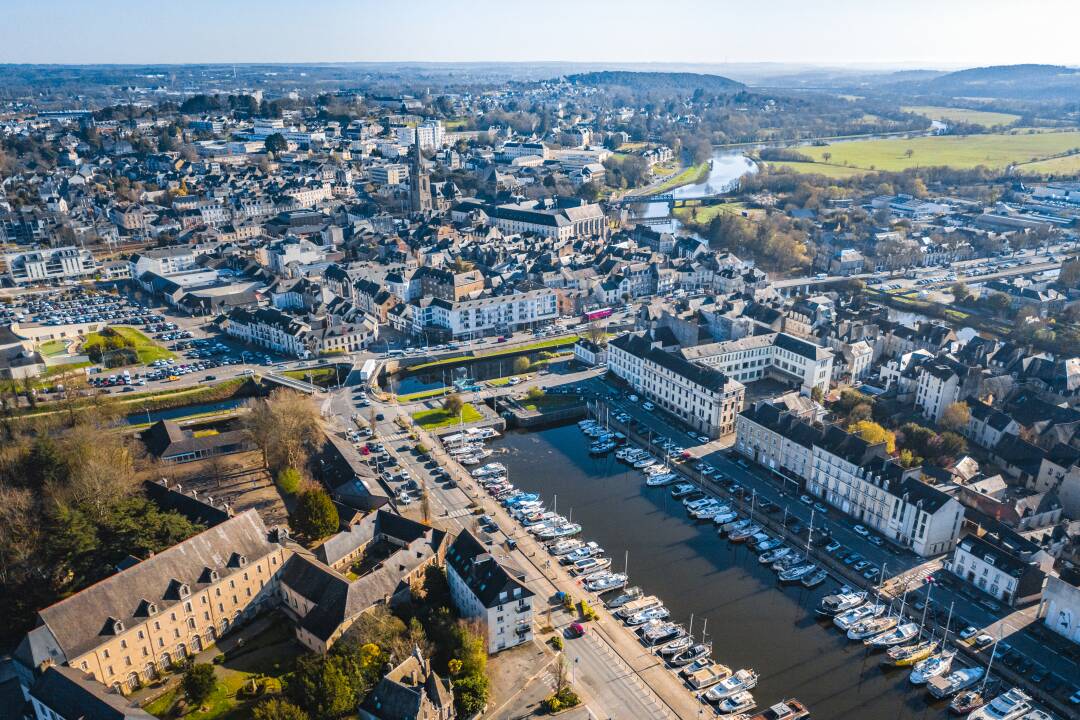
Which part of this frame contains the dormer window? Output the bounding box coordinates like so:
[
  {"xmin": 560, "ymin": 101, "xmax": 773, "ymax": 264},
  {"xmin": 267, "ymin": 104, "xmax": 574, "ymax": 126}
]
[
  {"xmin": 179, "ymin": 583, "xmax": 190, "ymax": 598},
  {"xmin": 238, "ymin": 555, "xmax": 248, "ymax": 567},
  {"xmin": 147, "ymin": 603, "xmax": 158, "ymax": 616},
  {"xmin": 113, "ymin": 620, "xmax": 124, "ymax": 634},
  {"xmin": 210, "ymin": 570, "xmax": 219, "ymax": 582}
]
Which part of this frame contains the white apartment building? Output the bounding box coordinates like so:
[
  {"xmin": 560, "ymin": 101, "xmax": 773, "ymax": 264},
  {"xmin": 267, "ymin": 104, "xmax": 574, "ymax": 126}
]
[
  {"xmin": 393, "ymin": 120, "xmax": 445, "ymax": 150},
  {"xmin": 680, "ymin": 332, "xmax": 834, "ymax": 396},
  {"xmin": 947, "ymin": 532, "xmax": 1048, "ymax": 607},
  {"xmin": 5, "ymin": 246, "xmax": 97, "ymax": 285},
  {"xmin": 445, "ymin": 530, "xmax": 534, "ymax": 654},
  {"xmin": 128, "ymin": 246, "xmax": 209, "ymax": 278},
  {"xmin": 224, "ymin": 306, "xmax": 310, "ymax": 357},
  {"xmin": 411, "ymin": 290, "xmax": 558, "ymax": 339},
  {"xmin": 914, "ymin": 361, "xmax": 962, "ymax": 423},
  {"xmin": 808, "ymin": 425, "xmax": 963, "ymax": 556},
  {"xmin": 369, "ymin": 163, "xmax": 409, "ymax": 186},
  {"xmin": 608, "ymin": 333, "xmax": 746, "ymax": 438},
  {"xmin": 1039, "ymin": 574, "xmax": 1080, "ymax": 645}
]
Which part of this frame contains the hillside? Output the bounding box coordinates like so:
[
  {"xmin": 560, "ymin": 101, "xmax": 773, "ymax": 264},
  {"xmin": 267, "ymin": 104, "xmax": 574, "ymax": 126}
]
[
  {"xmin": 565, "ymin": 71, "xmax": 744, "ymax": 94},
  {"xmin": 900, "ymin": 64, "xmax": 1080, "ymax": 100}
]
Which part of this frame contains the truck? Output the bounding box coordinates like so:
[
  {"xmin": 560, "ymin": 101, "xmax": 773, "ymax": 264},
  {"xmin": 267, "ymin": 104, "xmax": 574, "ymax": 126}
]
[{"xmin": 359, "ymin": 358, "xmax": 377, "ymax": 382}]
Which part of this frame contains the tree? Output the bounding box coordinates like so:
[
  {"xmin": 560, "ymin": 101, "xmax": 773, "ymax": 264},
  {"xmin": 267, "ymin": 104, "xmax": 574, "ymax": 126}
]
[
  {"xmin": 985, "ymin": 292, "xmax": 1012, "ymax": 316},
  {"xmin": 585, "ymin": 323, "xmax": 607, "ymax": 345},
  {"xmin": 242, "ymin": 390, "xmax": 321, "ymax": 474},
  {"xmin": 940, "ymin": 402, "xmax": 971, "ymax": 433},
  {"xmin": 512, "ymin": 356, "xmax": 531, "ymax": 374},
  {"xmin": 822, "ymin": 152, "xmax": 832, "ymax": 163},
  {"xmin": 276, "ymin": 467, "xmax": 302, "ymax": 496},
  {"xmin": 182, "ymin": 663, "xmax": 217, "ymax": 706},
  {"xmin": 264, "ymin": 133, "xmax": 288, "ymax": 154},
  {"xmin": 287, "ymin": 654, "xmax": 356, "ymax": 720},
  {"xmin": 526, "ymin": 386, "xmax": 545, "ymax": 401},
  {"xmin": 905, "ymin": 148, "xmax": 915, "ymax": 159},
  {"xmin": 950, "ymin": 282, "xmax": 971, "ymax": 303},
  {"xmin": 442, "ymin": 393, "xmax": 464, "ymax": 416},
  {"xmin": 810, "ymin": 385, "xmax": 824, "ymax": 403},
  {"xmin": 1058, "ymin": 260, "xmax": 1080, "ymax": 290},
  {"xmin": 294, "ymin": 489, "xmax": 339, "ymax": 539},
  {"xmin": 940, "ymin": 431, "xmax": 967, "ymax": 458},
  {"xmin": 253, "ymin": 699, "xmax": 310, "ymax": 720},
  {"xmin": 848, "ymin": 420, "xmax": 896, "ymax": 454}
]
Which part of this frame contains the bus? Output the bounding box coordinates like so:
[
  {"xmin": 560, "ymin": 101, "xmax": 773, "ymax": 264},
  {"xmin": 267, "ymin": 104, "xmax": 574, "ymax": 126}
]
[{"xmin": 583, "ymin": 307, "xmax": 613, "ymax": 322}]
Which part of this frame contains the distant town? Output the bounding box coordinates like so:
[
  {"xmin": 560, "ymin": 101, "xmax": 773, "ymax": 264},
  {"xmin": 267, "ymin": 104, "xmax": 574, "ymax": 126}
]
[{"xmin": 2, "ymin": 60, "xmax": 1080, "ymax": 720}]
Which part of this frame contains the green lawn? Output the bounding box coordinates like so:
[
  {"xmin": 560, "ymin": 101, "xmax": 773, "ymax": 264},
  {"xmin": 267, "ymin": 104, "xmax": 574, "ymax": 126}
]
[
  {"xmin": 281, "ymin": 366, "xmax": 344, "ymax": 388},
  {"xmin": 39, "ymin": 339, "xmax": 68, "ymax": 356},
  {"xmin": 649, "ymin": 161, "xmax": 710, "ymax": 194},
  {"xmin": 83, "ymin": 326, "xmax": 174, "ymax": 365},
  {"xmin": 765, "ymin": 161, "xmax": 868, "ymax": 179},
  {"xmin": 522, "ymin": 394, "xmax": 582, "ymax": 412},
  {"xmin": 411, "ymin": 403, "xmax": 483, "ymax": 429},
  {"xmin": 397, "ymin": 386, "xmax": 451, "ymax": 403},
  {"xmin": 405, "ymin": 336, "xmax": 580, "ymax": 373},
  {"xmin": 673, "ymin": 201, "xmax": 759, "ymax": 224},
  {"xmin": 902, "ymin": 105, "xmax": 1022, "ymax": 128},
  {"xmin": 798, "ymin": 130, "xmax": 1080, "ymax": 172}
]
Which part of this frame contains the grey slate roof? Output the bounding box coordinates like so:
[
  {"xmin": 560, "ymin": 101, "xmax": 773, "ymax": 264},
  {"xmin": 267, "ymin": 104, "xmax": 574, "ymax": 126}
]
[{"xmin": 31, "ymin": 664, "xmax": 156, "ymax": 720}]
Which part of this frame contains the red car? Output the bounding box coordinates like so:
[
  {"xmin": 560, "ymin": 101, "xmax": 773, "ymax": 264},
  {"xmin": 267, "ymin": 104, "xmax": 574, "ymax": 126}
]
[{"xmin": 567, "ymin": 622, "xmax": 586, "ymax": 638}]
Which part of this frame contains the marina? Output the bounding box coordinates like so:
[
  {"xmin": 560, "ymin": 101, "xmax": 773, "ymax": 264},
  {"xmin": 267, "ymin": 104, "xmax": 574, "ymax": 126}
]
[{"xmin": 488, "ymin": 421, "xmax": 1016, "ymax": 719}]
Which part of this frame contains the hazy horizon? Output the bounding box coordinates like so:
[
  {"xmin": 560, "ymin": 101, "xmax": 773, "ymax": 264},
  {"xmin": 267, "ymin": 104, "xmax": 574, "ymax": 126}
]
[{"xmin": 3, "ymin": 0, "xmax": 1079, "ymax": 67}]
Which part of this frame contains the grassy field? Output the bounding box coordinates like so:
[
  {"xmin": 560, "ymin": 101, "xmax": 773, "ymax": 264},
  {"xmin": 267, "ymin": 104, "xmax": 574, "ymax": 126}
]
[
  {"xmin": 39, "ymin": 339, "xmax": 68, "ymax": 356},
  {"xmin": 798, "ymin": 130, "xmax": 1080, "ymax": 172},
  {"xmin": 673, "ymin": 202, "xmax": 760, "ymax": 225},
  {"xmin": 1016, "ymin": 153, "xmax": 1080, "ymax": 176},
  {"xmin": 83, "ymin": 326, "xmax": 174, "ymax": 365},
  {"xmin": 522, "ymin": 394, "xmax": 582, "ymax": 412},
  {"xmin": 411, "ymin": 403, "xmax": 483, "ymax": 429},
  {"xmin": 281, "ymin": 366, "xmax": 344, "ymax": 388},
  {"xmin": 766, "ymin": 161, "xmax": 868, "ymax": 179},
  {"xmin": 396, "ymin": 386, "xmax": 450, "ymax": 403},
  {"xmin": 650, "ymin": 161, "xmax": 710, "ymax": 193},
  {"xmin": 902, "ymin": 105, "xmax": 1021, "ymax": 128},
  {"xmin": 405, "ymin": 335, "xmax": 580, "ymax": 373}
]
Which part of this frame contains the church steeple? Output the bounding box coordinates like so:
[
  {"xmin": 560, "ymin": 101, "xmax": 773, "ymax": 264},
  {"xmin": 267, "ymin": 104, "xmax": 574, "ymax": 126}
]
[{"xmin": 410, "ymin": 129, "xmax": 433, "ymax": 214}]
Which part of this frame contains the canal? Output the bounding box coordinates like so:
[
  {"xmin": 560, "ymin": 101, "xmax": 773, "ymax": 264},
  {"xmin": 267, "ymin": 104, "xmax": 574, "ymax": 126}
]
[{"xmin": 493, "ymin": 423, "xmax": 948, "ymax": 720}]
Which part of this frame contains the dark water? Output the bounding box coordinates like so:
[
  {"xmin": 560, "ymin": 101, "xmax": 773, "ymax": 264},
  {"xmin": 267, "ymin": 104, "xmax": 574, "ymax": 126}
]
[
  {"xmin": 494, "ymin": 424, "xmax": 947, "ymax": 720},
  {"xmin": 124, "ymin": 399, "xmax": 243, "ymax": 425},
  {"xmin": 390, "ymin": 351, "xmax": 571, "ymax": 395}
]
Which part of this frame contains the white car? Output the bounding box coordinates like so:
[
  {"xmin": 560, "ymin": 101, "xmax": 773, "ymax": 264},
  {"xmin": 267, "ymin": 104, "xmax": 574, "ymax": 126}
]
[
  {"xmin": 642, "ymin": 401, "xmax": 655, "ymax": 411},
  {"xmin": 628, "ymin": 394, "xmax": 639, "ymax": 403},
  {"xmin": 853, "ymin": 524, "xmax": 870, "ymax": 537}
]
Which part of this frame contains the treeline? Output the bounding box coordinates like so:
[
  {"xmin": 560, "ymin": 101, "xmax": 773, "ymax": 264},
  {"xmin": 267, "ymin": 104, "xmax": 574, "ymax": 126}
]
[
  {"xmin": 691, "ymin": 210, "xmax": 811, "ymax": 274},
  {"xmin": 0, "ymin": 408, "xmax": 203, "ymax": 649},
  {"xmin": 567, "ymin": 71, "xmax": 745, "ymax": 94}
]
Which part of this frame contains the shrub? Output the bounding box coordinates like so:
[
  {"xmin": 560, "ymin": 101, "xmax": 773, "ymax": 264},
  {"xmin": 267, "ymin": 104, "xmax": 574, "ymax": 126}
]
[
  {"xmin": 182, "ymin": 663, "xmax": 216, "ymax": 706},
  {"xmin": 541, "ymin": 687, "xmax": 581, "ymax": 713},
  {"xmin": 415, "ymin": 443, "xmax": 430, "ymax": 455},
  {"xmin": 212, "ymin": 654, "xmax": 226, "ymax": 665},
  {"xmin": 526, "ymin": 386, "xmax": 545, "ymax": 400},
  {"xmin": 550, "ymin": 635, "xmax": 564, "ymax": 651},
  {"xmin": 577, "ymin": 599, "xmax": 598, "ymax": 622},
  {"xmin": 293, "ymin": 489, "xmax": 339, "ymax": 538},
  {"xmin": 276, "ymin": 467, "xmax": 302, "ymax": 496}
]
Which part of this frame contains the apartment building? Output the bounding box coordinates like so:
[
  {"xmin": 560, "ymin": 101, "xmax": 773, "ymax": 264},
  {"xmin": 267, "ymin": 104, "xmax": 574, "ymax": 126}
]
[
  {"xmin": 1039, "ymin": 573, "xmax": 1080, "ymax": 645},
  {"xmin": 410, "ymin": 289, "xmax": 558, "ymax": 339},
  {"xmin": 224, "ymin": 306, "xmax": 310, "ymax": 357},
  {"xmin": 608, "ymin": 333, "xmax": 746, "ymax": 438},
  {"xmin": 415, "ymin": 266, "xmax": 485, "ymax": 302},
  {"xmin": 914, "ymin": 361, "xmax": 962, "ymax": 423},
  {"xmin": 735, "ymin": 404, "xmax": 964, "ymax": 556},
  {"xmin": 947, "ymin": 530, "xmax": 1048, "ymax": 607},
  {"xmin": 128, "ymin": 246, "xmax": 207, "ymax": 278},
  {"xmin": 680, "ymin": 332, "xmax": 833, "ymax": 396},
  {"xmin": 370, "ymin": 163, "xmax": 409, "ymax": 186},
  {"xmin": 445, "ymin": 530, "xmax": 534, "ymax": 654},
  {"xmin": 5, "ymin": 246, "xmax": 97, "ymax": 285},
  {"xmin": 451, "ymin": 199, "xmax": 607, "ymax": 241},
  {"xmin": 15, "ymin": 510, "xmax": 286, "ymax": 694}
]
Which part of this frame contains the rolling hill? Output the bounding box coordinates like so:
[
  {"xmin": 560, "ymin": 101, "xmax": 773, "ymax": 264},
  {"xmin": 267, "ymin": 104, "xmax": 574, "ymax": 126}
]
[{"xmin": 565, "ymin": 71, "xmax": 744, "ymax": 94}]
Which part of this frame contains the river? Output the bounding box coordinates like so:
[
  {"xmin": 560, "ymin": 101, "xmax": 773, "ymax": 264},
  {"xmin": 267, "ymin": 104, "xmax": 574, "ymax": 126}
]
[
  {"xmin": 493, "ymin": 424, "xmax": 948, "ymax": 720},
  {"xmin": 635, "ymin": 151, "xmax": 759, "ymax": 233}
]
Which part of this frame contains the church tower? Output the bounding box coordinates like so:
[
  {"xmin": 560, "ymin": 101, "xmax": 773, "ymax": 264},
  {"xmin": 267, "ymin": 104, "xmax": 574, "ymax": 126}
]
[{"xmin": 410, "ymin": 131, "xmax": 433, "ymax": 214}]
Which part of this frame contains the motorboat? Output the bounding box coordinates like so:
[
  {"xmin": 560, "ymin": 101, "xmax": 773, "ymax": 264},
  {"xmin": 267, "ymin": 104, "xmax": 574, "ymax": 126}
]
[
  {"xmin": 754, "ymin": 537, "xmax": 783, "ymax": 552},
  {"xmin": 472, "ymin": 462, "xmax": 506, "ymax": 478},
  {"xmin": 634, "ymin": 456, "xmax": 659, "ymax": 469},
  {"xmin": 909, "ymin": 650, "xmax": 955, "ymax": 684},
  {"xmin": 670, "ymin": 643, "xmax": 711, "ymax": 667},
  {"xmin": 801, "ymin": 568, "xmax": 828, "ymax": 588},
  {"xmin": 686, "ymin": 496, "xmax": 718, "ymax": 511},
  {"xmin": 640, "ymin": 622, "xmax": 684, "ymax": 646},
  {"xmin": 772, "ymin": 553, "xmax": 805, "ymax": 573},
  {"xmin": 816, "ymin": 591, "xmax": 866, "ymax": 617},
  {"xmin": 570, "ymin": 556, "xmax": 611, "ymax": 576},
  {"xmin": 703, "ymin": 669, "xmax": 759, "ymax": 703},
  {"xmin": 504, "ymin": 492, "xmax": 539, "ymax": 507},
  {"xmin": 561, "ymin": 542, "xmax": 601, "ymax": 564},
  {"xmin": 747, "ymin": 700, "xmax": 810, "ymax": 720},
  {"xmin": 625, "ymin": 606, "xmax": 670, "ymax": 625},
  {"xmin": 685, "ymin": 662, "xmax": 733, "ymax": 690},
  {"xmin": 537, "ymin": 522, "xmax": 582, "ymax": 540},
  {"xmin": 589, "ymin": 440, "xmax": 616, "ymax": 455},
  {"xmin": 884, "ymin": 640, "xmax": 936, "ymax": 667},
  {"xmin": 614, "ymin": 596, "xmax": 661, "ymax": 619},
  {"xmin": 927, "ymin": 666, "xmax": 985, "ymax": 699},
  {"xmin": 693, "ymin": 502, "xmax": 730, "ymax": 520},
  {"xmin": 586, "ymin": 572, "xmax": 627, "ymax": 593},
  {"xmin": 778, "ymin": 564, "xmax": 816, "ymax": 583},
  {"xmin": 646, "ymin": 472, "xmax": 677, "ymax": 487},
  {"xmin": 604, "ymin": 586, "xmax": 642, "ymax": 609},
  {"xmin": 729, "ymin": 524, "xmax": 763, "ymax": 542},
  {"xmin": 679, "ymin": 657, "xmax": 713, "ymax": 678},
  {"xmin": 671, "ymin": 483, "xmax": 697, "ymax": 498},
  {"xmin": 712, "ymin": 510, "xmax": 739, "ymax": 526},
  {"xmin": 834, "ymin": 603, "xmax": 885, "ymax": 631},
  {"xmin": 521, "ymin": 511, "xmax": 558, "ymax": 527},
  {"xmin": 747, "ymin": 532, "xmax": 772, "ymax": 548},
  {"xmin": 966, "ymin": 688, "xmax": 1032, "ymax": 720},
  {"xmin": 950, "ymin": 685, "xmax": 997, "ymax": 715},
  {"xmin": 547, "ymin": 539, "xmax": 583, "ymax": 556},
  {"xmin": 865, "ymin": 621, "xmax": 919, "ymax": 647},
  {"xmin": 717, "ymin": 691, "xmax": 756, "ymax": 716},
  {"xmin": 657, "ymin": 635, "xmax": 693, "ymax": 658},
  {"xmin": 846, "ymin": 615, "xmax": 898, "ymax": 641},
  {"xmin": 759, "ymin": 547, "xmax": 791, "ymax": 565}
]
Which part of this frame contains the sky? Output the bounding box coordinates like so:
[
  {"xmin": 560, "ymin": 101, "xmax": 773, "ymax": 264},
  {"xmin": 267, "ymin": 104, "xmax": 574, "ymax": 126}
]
[{"xmin": 2, "ymin": 0, "xmax": 1079, "ymax": 68}]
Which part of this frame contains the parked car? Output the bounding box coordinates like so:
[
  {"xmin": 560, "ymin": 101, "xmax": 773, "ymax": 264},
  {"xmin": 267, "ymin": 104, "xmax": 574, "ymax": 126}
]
[
  {"xmin": 959, "ymin": 626, "xmax": 979, "ymax": 640},
  {"xmin": 853, "ymin": 524, "xmax": 870, "ymax": 537}
]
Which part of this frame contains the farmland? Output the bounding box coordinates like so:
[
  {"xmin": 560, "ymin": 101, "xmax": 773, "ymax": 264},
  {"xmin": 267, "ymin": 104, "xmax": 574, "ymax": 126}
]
[
  {"xmin": 901, "ymin": 105, "xmax": 1021, "ymax": 128},
  {"xmin": 796, "ymin": 130, "xmax": 1080, "ymax": 172}
]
